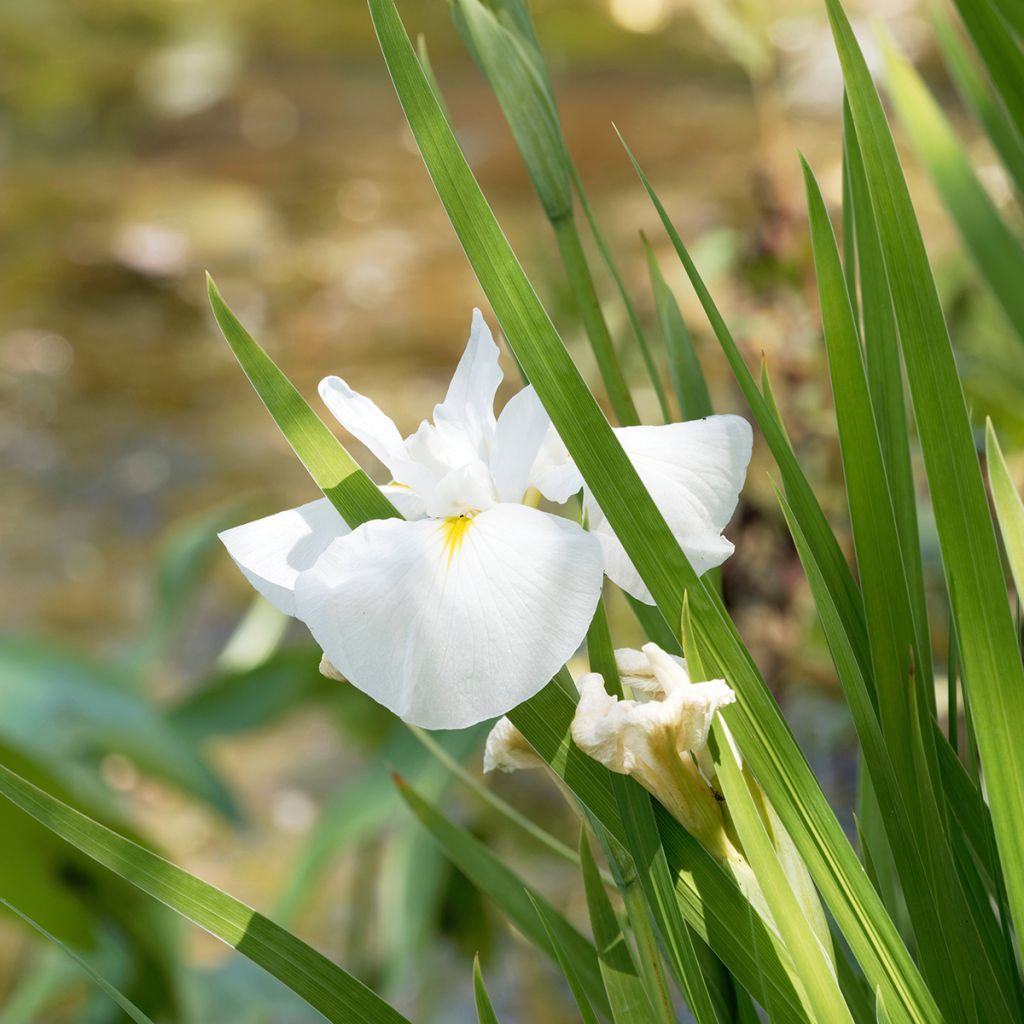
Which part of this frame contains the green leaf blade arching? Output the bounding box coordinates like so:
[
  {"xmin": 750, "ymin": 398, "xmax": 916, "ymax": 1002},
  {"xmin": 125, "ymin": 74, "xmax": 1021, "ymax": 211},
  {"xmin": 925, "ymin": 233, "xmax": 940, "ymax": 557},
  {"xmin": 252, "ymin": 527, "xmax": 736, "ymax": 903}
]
[
  {"xmin": 207, "ymin": 275, "xmax": 400, "ymax": 528},
  {"xmin": 0, "ymin": 763, "xmax": 410, "ymax": 1024},
  {"xmin": 828, "ymin": 0, "xmax": 1024, "ymax": 983}
]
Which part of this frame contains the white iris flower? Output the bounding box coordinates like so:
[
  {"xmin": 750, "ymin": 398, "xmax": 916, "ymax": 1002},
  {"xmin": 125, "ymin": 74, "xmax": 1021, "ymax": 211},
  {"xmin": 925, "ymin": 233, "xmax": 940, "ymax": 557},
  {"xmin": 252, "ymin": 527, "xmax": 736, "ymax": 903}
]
[{"xmin": 220, "ymin": 311, "xmax": 751, "ymax": 729}]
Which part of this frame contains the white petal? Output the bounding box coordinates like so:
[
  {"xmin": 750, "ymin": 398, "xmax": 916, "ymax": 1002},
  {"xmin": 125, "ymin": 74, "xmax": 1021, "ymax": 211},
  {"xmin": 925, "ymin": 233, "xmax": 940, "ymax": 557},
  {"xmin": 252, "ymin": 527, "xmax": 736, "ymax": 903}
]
[
  {"xmin": 531, "ymin": 428, "xmax": 583, "ymax": 504},
  {"xmin": 432, "ymin": 309, "xmax": 503, "ymax": 457},
  {"xmin": 615, "ymin": 644, "xmax": 688, "ymax": 698},
  {"xmin": 490, "ymin": 386, "xmax": 552, "ymax": 503},
  {"xmin": 421, "ymin": 461, "xmax": 497, "ymax": 518},
  {"xmin": 483, "ymin": 716, "xmax": 543, "ymax": 773},
  {"xmin": 589, "ymin": 415, "xmax": 752, "ymax": 602},
  {"xmin": 219, "ymin": 498, "xmax": 347, "ymax": 615},
  {"xmin": 293, "ymin": 504, "xmax": 604, "ymax": 729},
  {"xmin": 319, "ymin": 376, "xmax": 432, "ymax": 492},
  {"xmin": 381, "ymin": 483, "xmax": 426, "ymax": 521}
]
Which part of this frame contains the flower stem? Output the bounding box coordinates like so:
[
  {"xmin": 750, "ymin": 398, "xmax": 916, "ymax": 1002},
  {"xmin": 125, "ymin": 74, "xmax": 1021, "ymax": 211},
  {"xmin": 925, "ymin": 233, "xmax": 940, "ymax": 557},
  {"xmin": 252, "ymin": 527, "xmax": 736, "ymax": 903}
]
[{"xmin": 552, "ymin": 213, "xmax": 639, "ymax": 426}]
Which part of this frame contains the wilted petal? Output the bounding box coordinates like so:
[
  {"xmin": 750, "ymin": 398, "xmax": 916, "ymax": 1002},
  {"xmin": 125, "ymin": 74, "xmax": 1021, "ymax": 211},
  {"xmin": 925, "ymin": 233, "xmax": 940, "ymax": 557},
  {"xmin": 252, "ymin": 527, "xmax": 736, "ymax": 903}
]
[
  {"xmin": 432, "ymin": 308, "xmax": 503, "ymax": 457},
  {"xmin": 571, "ymin": 671, "xmax": 736, "ymax": 850},
  {"xmin": 219, "ymin": 498, "xmax": 347, "ymax": 616},
  {"xmin": 589, "ymin": 416, "xmax": 752, "ymax": 602},
  {"xmin": 615, "ymin": 644, "xmax": 687, "ymax": 699},
  {"xmin": 483, "ymin": 716, "xmax": 543, "ymax": 773},
  {"xmin": 294, "ymin": 504, "xmax": 604, "ymax": 729}
]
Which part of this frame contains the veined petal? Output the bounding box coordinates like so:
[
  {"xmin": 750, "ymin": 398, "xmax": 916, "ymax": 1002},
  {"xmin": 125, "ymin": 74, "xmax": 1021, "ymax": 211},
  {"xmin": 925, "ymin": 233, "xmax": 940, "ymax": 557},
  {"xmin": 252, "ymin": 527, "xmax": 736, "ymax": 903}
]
[
  {"xmin": 219, "ymin": 498, "xmax": 347, "ymax": 615},
  {"xmin": 490, "ymin": 385, "xmax": 552, "ymax": 503},
  {"xmin": 589, "ymin": 415, "xmax": 752, "ymax": 602},
  {"xmin": 432, "ymin": 309, "xmax": 503, "ymax": 457},
  {"xmin": 319, "ymin": 376, "xmax": 433, "ymax": 492},
  {"xmin": 293, "ymin": 504, "xmax": 604, "ymax": 729}
]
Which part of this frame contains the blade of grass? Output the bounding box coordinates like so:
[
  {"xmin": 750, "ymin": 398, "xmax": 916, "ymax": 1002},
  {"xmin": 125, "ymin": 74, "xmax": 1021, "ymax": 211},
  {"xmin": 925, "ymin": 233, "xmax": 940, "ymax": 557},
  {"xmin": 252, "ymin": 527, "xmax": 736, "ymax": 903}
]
[
  {"xmin": 830, "ymin": 0, "xmax": 1024, "ymax": 964},
  {"xmin": 0, "ymin": 764, "xmax": 409, "ymax": 1024},
  {"xmin": 472, "ymin": 956, "xmax": 501, "ymax": 1024},
  {"xmin": 883, "ymin": 36, "xmax": 1024, "ymax": 345},
  {"xmin": 642, "ymin": 231, "xmax": 713, "ymax": 419},
  {"xmin": 714, "ymin": 725, "xmax": 854, "ymax": 1024},
  {"xmin": 207, "ymin": 275, "xmax": 399, "ymax": 527},
  {"xmin": 526, "ymin": 892, "xmax": 601, "ymax": 1024},
  {"xmin": 0, "ymin": 897, "xmax": 155, "ymax": 1024},
  {"xmin": 579, "ymin": 832, "xmax": 662, "ymax": 1024},
  {"xmin": 932, "ymin": 6, "xmax": 1024, "ymax": 202},
  {"xmin": 393, "ymin": 774, "xmax": 611, "ymax": 1018},
  {"xmin": 986, "ymin": 419, "xmax": 1024, "ymax": 600},
  {"xmin": 948, "ymin": 0, "xmax": 1024, "ymax": 140}
]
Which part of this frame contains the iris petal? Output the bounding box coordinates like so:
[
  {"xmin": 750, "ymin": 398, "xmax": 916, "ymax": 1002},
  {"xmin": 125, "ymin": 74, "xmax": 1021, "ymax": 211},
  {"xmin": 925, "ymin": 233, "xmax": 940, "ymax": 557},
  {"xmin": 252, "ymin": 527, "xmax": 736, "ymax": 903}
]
[{"xmin": 293, "ymin": 503, "xmax": 604, "ymax": 728}]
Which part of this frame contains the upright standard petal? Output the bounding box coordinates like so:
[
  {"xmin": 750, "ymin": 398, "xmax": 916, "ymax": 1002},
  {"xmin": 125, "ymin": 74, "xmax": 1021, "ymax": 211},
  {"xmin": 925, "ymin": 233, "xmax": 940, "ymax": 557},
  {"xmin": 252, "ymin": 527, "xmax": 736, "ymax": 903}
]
[
  {"xmin": 219, "ymin": 498, "xmax": 348, "ymax": 615},
  {"xmin": 490, "ymin": 385, "xmax": 552, "ymax": 503},
  {"xmin": 431, "ymin": 309, "xmax": 503, "ymax": 458},
  {"xmin": 589, "ymin": 415, "xmax": 752, "ymax": 602},
  {"xmin": 293, "ymin": 504, "xmax": 604, "ymax": 729},
  {"xmin": 319, "ymin": 376, "xmax": 433, "ymax": 493}
]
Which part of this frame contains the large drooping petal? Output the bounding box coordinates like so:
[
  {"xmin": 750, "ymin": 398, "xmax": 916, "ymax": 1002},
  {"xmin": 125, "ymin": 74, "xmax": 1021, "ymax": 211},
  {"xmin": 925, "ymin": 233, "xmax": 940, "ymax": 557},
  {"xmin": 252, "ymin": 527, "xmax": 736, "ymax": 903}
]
[
  {"xmin": 319, "ymin": 376, "xmax": 434, "ymax": 493},
  {"xmin": 431, "ymin": 308, "xmax": 503, "ymax": 460},
  {"xmin": 490, "ymin": 385, "xmax": 552, "ymax": 503},
  {"xmin": 587, "ymin": 415, "xmax": 752, "ymax": 602},
  {"xmin": 219, "ymin": 498, "xmax": 348, "ymax": 615},
  {"xmin": 293, "ymin": 504, "xmax": 604, "ymax": 729}
]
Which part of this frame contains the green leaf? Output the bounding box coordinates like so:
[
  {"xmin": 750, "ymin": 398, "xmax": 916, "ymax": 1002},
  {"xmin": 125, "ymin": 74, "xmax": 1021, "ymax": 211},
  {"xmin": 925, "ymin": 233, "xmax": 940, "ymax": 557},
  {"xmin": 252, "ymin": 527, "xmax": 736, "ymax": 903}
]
[
  {"xmin": 882, "ymin": 36, "xmax": 1024, "ymax": 344},
  {"xmin": 714, "ymin": 723, "xmax": 854, "ymax": 1024},
  {"xmin": 932, "ymin": 6, "xmax": 1024, "ymax": 202},
  {"xmin": 948, "ymin": 0, "xmax": 1024, "ymax": 141},
  {"xmin": 830, "ymin": 0, "xmax": 1024, "ymax": 969},
  {"xmin": 472, "ymin": 955, "xmax": 501, "ymax": 1024},
  {"xmin": 0, "ymin": 897, "xmax": 155, "ymax": 1024},
  {"xmin": 643, "ymin": 232, "xmax": 708, "ymax": 419},
  {"xmin": 986, "ymin": 419, "xmax": 1024, "ymax": 600},
  {"xmin": 579, "ymin": 833, "xmax": 658, "ymax": 1024},
  {"xmin": 394, "ymin": 774, "xmax": 611, "ymax": 1018},
  {"xmin": 642, "ymin": 231, "xmax": 712, "ymax": 419},
  {"xmin": 526, "ymin": 891, "xmax": 601, "ymax": 1024},
  {"xmin": 207, "ymin": 274, "xmax": 399, "ymax": 526},
  {"xmin": 0, "ymin": 762, "xmax": 409, "ymax": 1024}
]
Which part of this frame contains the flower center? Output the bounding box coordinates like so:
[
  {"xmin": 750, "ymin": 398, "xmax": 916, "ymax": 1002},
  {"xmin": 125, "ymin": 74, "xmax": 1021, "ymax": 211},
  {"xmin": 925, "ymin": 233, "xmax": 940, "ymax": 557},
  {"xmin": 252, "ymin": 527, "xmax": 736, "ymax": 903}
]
[{"xmin": 440, "ymin": 514, "xmax": 474, "ymax": 566}]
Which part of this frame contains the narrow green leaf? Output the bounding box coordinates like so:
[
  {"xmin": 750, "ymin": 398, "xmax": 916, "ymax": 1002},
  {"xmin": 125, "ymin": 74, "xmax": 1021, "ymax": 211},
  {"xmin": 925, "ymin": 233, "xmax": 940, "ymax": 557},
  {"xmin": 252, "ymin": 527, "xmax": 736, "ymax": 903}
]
[
  {"xmin": 394, "ymin": 774, "xmax": 611, "ymax": 1018},
  {"xmin": 0, "ymin": 763, "xmax": 409, "ymax": 1024},
  {"xmin": 579, "ymin": 833, "xmax": 658, "ymax": 1024},
  {"xmin": 715, "ymin": 724, "xmax": 854, "ymax": 1024},
  {"xmin": 830, "ymin": 0, "xmax": 1024, "ymax": 964},
  {"xmin": 472, "ymin": 956, "xmax": 501, "ymax": 1024},
  {"xmin": 933, "ymin": 6, "xmax": 1024, "ymax": 202},
  {"xmin": 526, "ymin": 891, "xmax": 601, "ymax": 1024},
  {"xmin": 642, "ymin": 231, "xmax": 713, "ymax": 419},
  {"xmin": 883, "ymin": 36, "xmax": 1024, "ymax": 344},
  {"xmin": 207, "ymin": 275, "xmax": 399, "ymax": 527},
  {"xmin": 0, "ymin": 897, "xmax": 155, "ymax": 1024},
  {"xmin": 986, "ymin": 419, "xmax": 1024, "ymax": 599},
  {"xmin": 949, "ymin": 0, "xmax": 1024, "ymax": 140}
]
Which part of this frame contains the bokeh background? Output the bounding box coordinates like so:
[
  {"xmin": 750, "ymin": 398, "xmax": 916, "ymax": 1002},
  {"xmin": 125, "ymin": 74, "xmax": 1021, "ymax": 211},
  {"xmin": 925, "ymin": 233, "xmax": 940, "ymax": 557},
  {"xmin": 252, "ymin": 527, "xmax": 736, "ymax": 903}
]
[{"xmin": 2, "ymin": 0, "xmax": 1022, "ymax": 1020}]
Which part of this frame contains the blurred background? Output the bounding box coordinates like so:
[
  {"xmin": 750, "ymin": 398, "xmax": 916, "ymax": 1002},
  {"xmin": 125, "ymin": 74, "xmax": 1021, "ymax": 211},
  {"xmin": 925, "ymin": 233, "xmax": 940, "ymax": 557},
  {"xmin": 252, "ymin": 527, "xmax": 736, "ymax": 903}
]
[{"xmin": 2, "ymin": 0, "xmax": 1021, "ymax": 1020}]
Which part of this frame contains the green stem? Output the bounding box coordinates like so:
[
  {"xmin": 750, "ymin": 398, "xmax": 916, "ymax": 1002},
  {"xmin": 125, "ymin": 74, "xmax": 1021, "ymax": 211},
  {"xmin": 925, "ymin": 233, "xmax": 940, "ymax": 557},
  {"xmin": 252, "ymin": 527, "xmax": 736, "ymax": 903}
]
[{"xmin": 552, "ymin": 213, "xmax": 639, "ymax": 426}]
